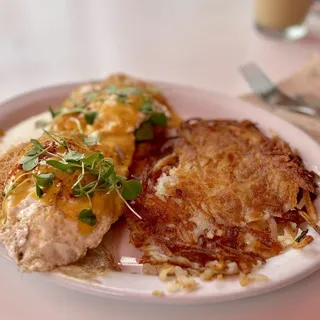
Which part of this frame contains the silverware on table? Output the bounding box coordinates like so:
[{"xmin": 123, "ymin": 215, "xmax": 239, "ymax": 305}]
[{"xmin": 239, "ymin": 62, "xmax": 320, "ymax": 117}]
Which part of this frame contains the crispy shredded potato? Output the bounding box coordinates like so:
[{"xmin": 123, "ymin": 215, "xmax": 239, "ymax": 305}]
[
  {"xmin": 248, "ymin": 273, "xmax": 269, "ymax": 283},
  {"xmin": 239, "ymin": 273, "xmax": 249, "ymax": 287},
  {"xmin": 152, "ymin": 290, "xmax": 165, "ymax": 297},
  {"xmin": 299, "ymin": 211, "xmax": 320, "ymax": 235},
  {"xmin": 126, "ymin": 120, "xmax": 318, "ymax": 278},
  {"xmin": 293, "ymin": 235, "xmax": 314, "ymax": 249},
  {"xmin": 216, "ymin": 274, "xmax": 224, "ymax": 281},
  {"xmin": 303, "ymin": 190, "xmax": 317, "ymax": 221},
  {"xmin": 0, "ymin": 142, "xmax": 28, "ymax": 215},
  {"xmin": 200, "ymin": 268, "xmax": 215, "ymax": 281},
  {"xmin": 126, "ymin": 119, "xmax": 318, "ymax": 288},
  {"xmin": 178, "ymin": 276, "xmax": 199, "ymax": 291},
  {"xmin": 166, "ymin": 280, "xmax": 182, "ymax": 293}
]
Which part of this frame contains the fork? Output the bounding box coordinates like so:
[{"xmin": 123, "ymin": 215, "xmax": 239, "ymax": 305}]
[{"xmin": 240, "ymin": 63, "xmax": 320, "ymax": 117}]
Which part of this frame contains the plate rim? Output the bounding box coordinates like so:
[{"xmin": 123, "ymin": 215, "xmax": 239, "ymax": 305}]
[{"xmin": 0, "ymin": 81, "xmax": 320, "ymax": 304}]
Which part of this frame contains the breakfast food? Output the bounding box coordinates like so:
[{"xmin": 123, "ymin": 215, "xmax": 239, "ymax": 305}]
[
  {"xmin": 50, "ymin": 73, "xmax": 181, "ymax": 175},
  {"xmin": 0, "ymin": 74, "xmax": 180, "ymax": 272},
  {"xmin": 0, "ymin": 73, "xmax": 318, "ymax": 295},
  {"xmin": 0, "ymin": 132, "xmax": 130, "ymax": 271},
  {"xmin": 125, "ymin": 119, "xmax": 318, "ymax": 277}
]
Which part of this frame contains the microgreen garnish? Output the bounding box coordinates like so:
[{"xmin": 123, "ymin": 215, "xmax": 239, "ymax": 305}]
[
  {"xmin": 16, "ymin": 133, "xmax": 63, "ymax": 188},
  {"xmin": 84, "ymin": 134, "xmax": 100, "ymax": 146},
  {"xmin": 10, "ymin": 132, "xmax": 143, "ymax": 220},
  {"xmin": 105, "ymin": 85, "xmax": 141, "ymax": 96},
  {"xmin": 117, "ymin": 87, "xmax": 142, "ymax": 95},
  {"xmin": 149, "ymin": 112, "xmax": 167, "ymax": 126},
  {"xmin": 136, "ymin": 98, "xmax": 167, "ymax": 141},
  {"xmin": 43, "ymin": 130, "xmax": 68, "ymax": 147},
  {"xmin": 3, "ymin": 172, "xmax": 33, "ymax": 199},
  {"xmin": 50, "ymin": 104, "xmax": 84, "ymax": 118},
  {"xmin": 46, "ymin": 147, "xmax": 142, "ymax": 219},
  {"xmin": 34, "ymin": 173, "xmax": 55, "ymax": 198},
  {"xmin": 105, "ymin": 85, "xmax": 142, "ymax": 103},
  {"xmin": 134, "ymin": 122, "xmax": 154, "ymax": 141},
  {"xmin": 85, "ymin": 92, "xmax": 98, "ymax": 101},
  {"xmin": 49, "ymin": 107, "xmax": 62, "ymax": 118},
  {"xmin": 105, "ymin": 85, "xmax": 117, "ymax": 94},
  {"xmin": 4, "ymin": 171, "xmax": 55, "ymax": 200},
  {"xmin": 67, "ymin": 104, "xmax": 86, "ymax": 114},
  {"xmin": 85, "ymin": 111, "xmax": 98, "ymax": 125},
  {"xmin": 62, "ymin": 151, "xmax": 141, "ymax": 220},
  {"xmin": 81, "ymin": 151, "xmax": 103, "ymax": 164},
  {"xmin": 117, "ymin": 94, "xmax": 127, "ymax": 103},
  {"xmin": 36, "ymin": 183, "xmax": 43, "ymax": 198},
  {"xmin": 49, "ymin": 103, "xmax": 98, "ymax": 126},
  {"xmin": 122, "ymin": 180, "xmax": 142, "ymax": 200},
  {"xmin": 19, "ymin": 139, "xmax": 45, "ymax": 171},
  {"xmin": 34, "ymin": 173, "xmax": 55, "ymax": 188},
  {"xmin": 78, "ymin": 209, "xmax": 97, "ymax": 226},
  {"xmin": 30, "ymin": 139, "xmax": 44, "ymax": 150},
  {"xmin": 20, "ymin": 156, "xmax": 39, "ymax": 171},
  {"xmin": 140, "ymin": 100, "xmax": 168, "ymax": 126},
  {"xmin": 46, "ymin": 160, "xmax": 79, "ymax": 173},
  {"xmin": 64, "ymin": 150, "xmax": 84, "ymax": 161},
  {"xmin": 70, "ymin": 117, "xmax": 84, "ymax": 134},
  {"xmin": 140, "ymin": 99, "xmax": 153, "ymax": 113}
]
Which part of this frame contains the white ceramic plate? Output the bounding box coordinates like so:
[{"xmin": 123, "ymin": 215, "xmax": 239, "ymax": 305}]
[{"xmin": 0, "ymin": 82, "xmax": 320, "ymax": 304}]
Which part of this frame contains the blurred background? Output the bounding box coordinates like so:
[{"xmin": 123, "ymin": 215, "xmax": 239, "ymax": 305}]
[{"xmin": 0, "ymin": 0, "xmax": 319, "ymax": 103}]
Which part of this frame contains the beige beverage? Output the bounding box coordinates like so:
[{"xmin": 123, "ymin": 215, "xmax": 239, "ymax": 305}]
[{"xmin": 255, "ymin": 0, "xmax": 312, "ymax": 38}]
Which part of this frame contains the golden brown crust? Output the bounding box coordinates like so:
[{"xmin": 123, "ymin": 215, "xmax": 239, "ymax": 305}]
[
  {"xmin": 125, "ymin": 119, "xmax": 318, "ymax": 274},
  {"xmin": 0, "ymin": 142, "xmax": 28, "ymax": 211}
]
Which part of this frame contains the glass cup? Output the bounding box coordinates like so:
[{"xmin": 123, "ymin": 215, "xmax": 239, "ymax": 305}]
[{"xmin": 255, "ymin": 0, "xmax": 313, "ymax": 40}]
